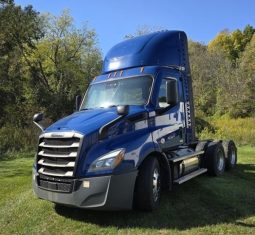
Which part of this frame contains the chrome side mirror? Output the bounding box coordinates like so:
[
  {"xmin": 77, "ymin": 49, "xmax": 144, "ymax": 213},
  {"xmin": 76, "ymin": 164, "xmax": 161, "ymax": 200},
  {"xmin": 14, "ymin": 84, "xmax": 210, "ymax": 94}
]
[{"xmin": 33, "ymin": 113, "xmax": 44, "ymax": 131}]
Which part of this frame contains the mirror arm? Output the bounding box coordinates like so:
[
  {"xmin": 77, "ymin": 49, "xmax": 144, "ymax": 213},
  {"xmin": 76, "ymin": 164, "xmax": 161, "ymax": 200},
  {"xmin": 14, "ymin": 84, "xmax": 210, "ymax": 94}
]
[
  {"xmin": 76, "ymin": 95, "xmax": 82, "ymax": 111},
  {"xmin": 33, "ymin": 121, "xmax": 44, "ymax": 132}
]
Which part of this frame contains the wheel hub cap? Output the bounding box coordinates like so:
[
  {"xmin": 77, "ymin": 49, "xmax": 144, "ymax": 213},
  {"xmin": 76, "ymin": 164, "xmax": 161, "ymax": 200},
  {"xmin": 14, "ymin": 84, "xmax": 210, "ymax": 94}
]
[
  {"xmin": 152, "ymin": 168, "xmax": 160, "ymax": 202},
  {"xmin": 217, "ymin": 150, "xmax": 224, "ymax": 171}
]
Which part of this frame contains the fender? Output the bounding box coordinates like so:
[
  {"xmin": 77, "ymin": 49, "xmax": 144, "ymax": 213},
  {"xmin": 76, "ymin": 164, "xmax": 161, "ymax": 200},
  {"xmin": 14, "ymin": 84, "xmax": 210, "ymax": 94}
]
[{"xmin": 136, "ymin": 148, "xmax": 172, "ymax": 191}]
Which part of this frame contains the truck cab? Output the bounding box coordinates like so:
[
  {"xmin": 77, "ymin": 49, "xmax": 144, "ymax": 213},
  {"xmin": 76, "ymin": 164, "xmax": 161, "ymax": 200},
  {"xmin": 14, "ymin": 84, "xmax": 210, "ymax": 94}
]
[{"xmin": 32, "ymin": 31, "xmax": 237, "ymax": 211}]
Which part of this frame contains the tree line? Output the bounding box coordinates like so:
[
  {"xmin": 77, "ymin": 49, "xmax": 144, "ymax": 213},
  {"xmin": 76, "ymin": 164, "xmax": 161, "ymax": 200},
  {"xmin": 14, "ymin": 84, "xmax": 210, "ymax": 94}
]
[
  {"xmin": 190, "ymin": 26, "xmax": 255, "ymax": 118},
  {"xmin": 0, "ymin": 0, "xmax": 254, "ymax": 154},
  {"xmin": 0, "ymin": 0, "xmax": 101, "ymax": 128}
]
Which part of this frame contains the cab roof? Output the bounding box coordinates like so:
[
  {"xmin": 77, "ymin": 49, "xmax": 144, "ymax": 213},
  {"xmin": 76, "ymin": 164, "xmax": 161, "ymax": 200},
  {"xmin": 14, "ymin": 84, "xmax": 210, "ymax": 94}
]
[{"xmin": 102, "ymin": 30, "xmax": 190, "ymax": 74}]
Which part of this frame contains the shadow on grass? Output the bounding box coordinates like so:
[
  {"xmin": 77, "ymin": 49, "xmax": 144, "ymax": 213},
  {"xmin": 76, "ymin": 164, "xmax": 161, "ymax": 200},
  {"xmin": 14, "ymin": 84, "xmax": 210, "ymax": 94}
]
[{"xmin": 55, "ymin": 163, "xmax": 255, "ymax": 230}]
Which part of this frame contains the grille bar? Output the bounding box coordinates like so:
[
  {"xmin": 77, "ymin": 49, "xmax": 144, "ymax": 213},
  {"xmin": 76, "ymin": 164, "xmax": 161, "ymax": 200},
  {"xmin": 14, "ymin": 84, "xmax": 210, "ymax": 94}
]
[
  {"xmin": 39, "ymin": 142, "xmax": 79, "ymax": 148},
  {"xmin": 38, "ymin": 150, "xmax": 77, "ymax": 158},
  {"xmin": 38, "ymin": 167, "xmax": 74, "ymax": 177},
  {"xmin": 38, "ymin": 159, "xmax": 75, "ymax": 168}
]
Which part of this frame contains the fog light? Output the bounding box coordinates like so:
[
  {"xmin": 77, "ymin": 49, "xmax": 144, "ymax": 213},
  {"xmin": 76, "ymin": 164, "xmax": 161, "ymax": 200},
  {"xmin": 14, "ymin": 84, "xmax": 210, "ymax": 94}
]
[{"xmin": 83, "ymin": 180, "xmax": 90, "ymax": 188}]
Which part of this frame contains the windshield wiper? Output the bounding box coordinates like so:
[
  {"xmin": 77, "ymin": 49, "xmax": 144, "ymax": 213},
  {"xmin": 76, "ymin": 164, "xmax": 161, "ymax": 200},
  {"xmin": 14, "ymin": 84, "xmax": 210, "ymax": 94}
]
[
  {"xmin": 98, "ymin": 105, "xmax": 117, "ymax": 108},
  {"xmin": 81, "ymin": 105, "xmax": 121, "ymax": 110}
]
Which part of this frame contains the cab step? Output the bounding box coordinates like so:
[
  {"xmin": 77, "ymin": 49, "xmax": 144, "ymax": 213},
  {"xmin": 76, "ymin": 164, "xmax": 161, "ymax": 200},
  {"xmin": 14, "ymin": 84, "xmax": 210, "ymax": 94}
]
[
  {"xmin": 174, "ymin": 168, "xmax": 207, "ymax": 184},
  {"xmin": 170, "ymin": 150, "xmax": 204, "ymax": 163}
]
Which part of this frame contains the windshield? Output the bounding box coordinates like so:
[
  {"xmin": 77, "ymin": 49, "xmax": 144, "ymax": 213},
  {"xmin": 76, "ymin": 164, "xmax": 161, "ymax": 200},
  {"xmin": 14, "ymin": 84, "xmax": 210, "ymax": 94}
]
[{"xmin": 81, "ymin": 76, "xmax": 153, "ymax": 109}]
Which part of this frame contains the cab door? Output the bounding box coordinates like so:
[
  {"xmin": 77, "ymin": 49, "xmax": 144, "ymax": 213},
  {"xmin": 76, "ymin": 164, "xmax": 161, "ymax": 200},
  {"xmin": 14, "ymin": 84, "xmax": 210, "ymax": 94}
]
[{"xmin": 152, "ymin": 73, "xmax": 185, "ymax": 150}]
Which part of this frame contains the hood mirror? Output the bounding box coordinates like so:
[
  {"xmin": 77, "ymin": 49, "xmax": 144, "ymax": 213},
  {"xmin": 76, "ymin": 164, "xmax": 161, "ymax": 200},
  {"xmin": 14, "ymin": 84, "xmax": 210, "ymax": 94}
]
[
  {"xmin": 117, "ymin": 105, "xmax": 129, "ymax": 116},
  {"xmin": 33, "ymin": 113, "xmax": 45, "ymax": 131}
]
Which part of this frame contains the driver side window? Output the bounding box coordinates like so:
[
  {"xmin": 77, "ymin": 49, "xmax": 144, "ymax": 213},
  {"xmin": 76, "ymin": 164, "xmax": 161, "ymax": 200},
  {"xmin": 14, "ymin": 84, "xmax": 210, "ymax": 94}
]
[{"xmin": 158, "ymin": 79, "xmax": 169, "ymax": 108}]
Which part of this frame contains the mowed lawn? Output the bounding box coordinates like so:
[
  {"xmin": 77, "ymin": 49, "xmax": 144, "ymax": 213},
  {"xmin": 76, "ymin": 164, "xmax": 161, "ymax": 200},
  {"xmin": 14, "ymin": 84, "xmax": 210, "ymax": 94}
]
[{"xmin": 0, "ymin": 147, "xmax": 254, "ymax": 235}]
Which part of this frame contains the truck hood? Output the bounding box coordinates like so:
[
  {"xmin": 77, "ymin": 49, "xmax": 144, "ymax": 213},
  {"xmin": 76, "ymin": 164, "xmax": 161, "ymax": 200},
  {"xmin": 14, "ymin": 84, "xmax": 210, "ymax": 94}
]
[{"xmin": 45, "ymin": 106, "xmax": 147, "ymax": 135}]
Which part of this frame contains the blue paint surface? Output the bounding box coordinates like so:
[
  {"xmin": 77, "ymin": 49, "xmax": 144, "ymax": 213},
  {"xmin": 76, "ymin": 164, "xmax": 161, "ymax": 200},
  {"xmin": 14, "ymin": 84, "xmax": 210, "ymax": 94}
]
[{"xmin": 43, "ymin": 31, "xmax": 195, "ymax": 177}]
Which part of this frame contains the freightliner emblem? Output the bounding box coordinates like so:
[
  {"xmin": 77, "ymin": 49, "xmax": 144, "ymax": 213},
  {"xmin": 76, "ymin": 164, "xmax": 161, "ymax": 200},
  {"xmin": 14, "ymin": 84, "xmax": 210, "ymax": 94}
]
[{"xmin": 51, "ymin": 133, "xmax": 64, "ymax": 138}]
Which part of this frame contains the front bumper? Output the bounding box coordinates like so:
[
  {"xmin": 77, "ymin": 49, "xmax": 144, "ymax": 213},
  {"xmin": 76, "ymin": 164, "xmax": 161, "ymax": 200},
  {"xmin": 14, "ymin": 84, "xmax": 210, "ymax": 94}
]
[{"xmin": 32, "ymin": 169, "xmax": 138, "ymax": 210}]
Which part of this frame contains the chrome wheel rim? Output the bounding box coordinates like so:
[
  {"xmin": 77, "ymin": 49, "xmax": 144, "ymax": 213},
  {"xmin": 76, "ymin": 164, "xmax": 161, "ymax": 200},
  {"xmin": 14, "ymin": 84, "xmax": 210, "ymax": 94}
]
[
  {"xmin": 152, "ymin": 168, "xmax": 160, "ymax": 202},
  {"xmin": 217, "ymin": 150, "xmax": 225, "ymax": 171}
]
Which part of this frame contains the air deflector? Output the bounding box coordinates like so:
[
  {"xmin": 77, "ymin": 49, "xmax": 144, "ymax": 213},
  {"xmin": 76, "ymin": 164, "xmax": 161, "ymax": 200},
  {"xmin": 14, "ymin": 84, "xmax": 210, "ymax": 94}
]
[{"xmin": 102, "ymin": 30, "xmax": 190, "ymax": 74}]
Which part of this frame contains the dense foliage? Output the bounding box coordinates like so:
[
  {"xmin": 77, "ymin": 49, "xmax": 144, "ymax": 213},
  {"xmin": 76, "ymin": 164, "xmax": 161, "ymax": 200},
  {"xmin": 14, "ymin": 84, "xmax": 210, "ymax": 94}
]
[
  {"xmin": 191, "ymin": 26, "xmax": 255, "ymax": 118},
  {"xmin": 197, "ymin": 117, "xmax": 255, "ymax": 146},
  {"xmin": 0, "ymin": 1, "xmax": 102, "ymax": 154},
  {"xmin": 0, "ymin": 2, "xmax": 254, "ymax": 155}
]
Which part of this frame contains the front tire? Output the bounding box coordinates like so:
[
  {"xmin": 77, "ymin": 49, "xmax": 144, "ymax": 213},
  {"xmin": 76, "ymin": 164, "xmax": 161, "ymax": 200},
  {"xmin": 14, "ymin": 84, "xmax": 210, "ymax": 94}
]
[{"xmin": 134, "ymin": 157, "xmax": 161, "ymax": 211}]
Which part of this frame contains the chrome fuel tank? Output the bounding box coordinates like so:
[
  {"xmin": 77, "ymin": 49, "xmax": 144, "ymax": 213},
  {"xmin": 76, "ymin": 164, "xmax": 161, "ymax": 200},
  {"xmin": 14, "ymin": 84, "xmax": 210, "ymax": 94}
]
[{"xmin": 179, "ymin": 157, "xmax": 199, "ymax": 175}]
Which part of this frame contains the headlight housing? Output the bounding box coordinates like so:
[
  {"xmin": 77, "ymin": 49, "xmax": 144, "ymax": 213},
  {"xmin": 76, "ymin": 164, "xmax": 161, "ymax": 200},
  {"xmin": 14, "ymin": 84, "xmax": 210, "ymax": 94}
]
[{"xmin": 88, "ymin": 149, "xmax": 125, "ymax": 172}]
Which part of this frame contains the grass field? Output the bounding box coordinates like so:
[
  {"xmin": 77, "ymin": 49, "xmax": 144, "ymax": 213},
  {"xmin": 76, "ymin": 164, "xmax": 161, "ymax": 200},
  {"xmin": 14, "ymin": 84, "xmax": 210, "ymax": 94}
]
[{"xmin": 0, "ymin": 146, "xmax": 254, "ymax": 235}]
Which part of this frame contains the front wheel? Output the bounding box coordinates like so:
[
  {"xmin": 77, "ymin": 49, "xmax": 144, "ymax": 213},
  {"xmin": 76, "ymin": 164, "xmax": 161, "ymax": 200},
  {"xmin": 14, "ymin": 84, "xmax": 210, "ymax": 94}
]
[{"xmin": 134, "ymin": 157, "xmax": 161, "ymax": 211}]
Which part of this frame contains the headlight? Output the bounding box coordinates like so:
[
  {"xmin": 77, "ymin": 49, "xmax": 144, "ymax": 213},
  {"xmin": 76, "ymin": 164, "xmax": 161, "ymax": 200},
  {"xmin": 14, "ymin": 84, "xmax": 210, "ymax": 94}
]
[{"xmin": 88, "ymin": 149, "xmax": 125, "ymax": 172}]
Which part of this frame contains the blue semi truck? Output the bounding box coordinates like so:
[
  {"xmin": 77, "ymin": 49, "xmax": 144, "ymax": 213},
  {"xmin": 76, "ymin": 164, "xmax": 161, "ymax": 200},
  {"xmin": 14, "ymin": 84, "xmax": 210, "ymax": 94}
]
[{"xmin": 32, "ymin": 31, "xmax": 237, "ymax": 211}]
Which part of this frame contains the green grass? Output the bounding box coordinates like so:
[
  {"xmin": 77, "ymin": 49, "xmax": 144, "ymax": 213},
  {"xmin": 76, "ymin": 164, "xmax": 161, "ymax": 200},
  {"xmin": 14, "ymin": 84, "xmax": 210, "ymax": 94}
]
[{"xmin": 0, "ymin": 147, "xmax": 255, "ymax": 235}]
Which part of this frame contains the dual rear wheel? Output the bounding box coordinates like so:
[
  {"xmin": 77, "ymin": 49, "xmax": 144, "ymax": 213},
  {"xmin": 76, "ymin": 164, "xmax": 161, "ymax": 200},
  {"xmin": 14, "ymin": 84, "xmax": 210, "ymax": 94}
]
[
  {"xmin": 223, "ymin": 140, "xmax": 237, "ymax": 170},
  {"xmin": 205, "ymin": 140, "xmax": 237, "ymax": 176}
]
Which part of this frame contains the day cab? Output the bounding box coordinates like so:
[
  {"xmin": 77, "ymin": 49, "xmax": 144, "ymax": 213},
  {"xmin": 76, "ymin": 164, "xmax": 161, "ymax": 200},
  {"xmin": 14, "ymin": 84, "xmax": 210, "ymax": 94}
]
[{"xmin": 32, "ymin": 31, "xmax": 237, "ymax": 211}]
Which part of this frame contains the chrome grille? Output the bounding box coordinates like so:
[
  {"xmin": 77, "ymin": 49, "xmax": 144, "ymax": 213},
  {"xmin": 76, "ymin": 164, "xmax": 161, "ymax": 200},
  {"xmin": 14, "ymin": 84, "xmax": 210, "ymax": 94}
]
[{"xmin": 36, "ymin": 132, "xmax": 83, "ymax": 178}]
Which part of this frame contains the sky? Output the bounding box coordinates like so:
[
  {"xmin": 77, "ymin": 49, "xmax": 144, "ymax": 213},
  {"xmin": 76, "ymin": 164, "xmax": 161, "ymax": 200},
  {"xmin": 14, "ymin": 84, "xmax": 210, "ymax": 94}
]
[{"xmin": 15, "ymin": 0, "xmax": 255, "ymax": 56}]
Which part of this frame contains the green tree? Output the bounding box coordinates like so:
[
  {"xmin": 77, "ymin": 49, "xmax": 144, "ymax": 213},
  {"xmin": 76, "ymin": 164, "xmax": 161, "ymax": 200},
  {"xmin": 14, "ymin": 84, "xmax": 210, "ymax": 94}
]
[
  {"xmin": 235, "ymin": 34, "xmax": 255, "ymax": 117},
  {"xmin": 24, "ymin": 11, "xmax": 102, "ymax": 121},
  {"xmin": 0, "ymin": 0, "xmax": 43, "ymax": 127},
  {"xmin": 209, "ymin": 28, "xmax": 255, "ymax": 118},
  {"xmin": 243, "ymin": 24, "xmax": 255, "ymax": 46},
  {"xmin": 188, "ymin": 41, "xmax": 235, "ymax": 116},
  {"xmin": 208, "ymin": 25, "xmax": 255, "ymax": 62}
]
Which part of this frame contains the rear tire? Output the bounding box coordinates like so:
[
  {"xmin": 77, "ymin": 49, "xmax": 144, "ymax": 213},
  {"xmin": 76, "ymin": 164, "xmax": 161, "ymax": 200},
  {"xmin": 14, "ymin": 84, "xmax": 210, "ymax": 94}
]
[
  {"xmin": 205, "ymin": 142, "xmax": 225, "ymax": 176},
  {"xmin": 134, "ymin": 157, "xmax": 161, "ymax": 211},
  {"xmin": 222, "ymin": 140, "xmax": 237, "ymax": 170}
]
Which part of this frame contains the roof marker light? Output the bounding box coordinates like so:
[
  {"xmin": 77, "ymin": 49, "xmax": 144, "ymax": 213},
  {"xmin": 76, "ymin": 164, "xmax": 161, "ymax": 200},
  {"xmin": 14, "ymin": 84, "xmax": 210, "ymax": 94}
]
[{"xmin": 109, "ymin": 60, "xmax": 120, "ymax": 71}]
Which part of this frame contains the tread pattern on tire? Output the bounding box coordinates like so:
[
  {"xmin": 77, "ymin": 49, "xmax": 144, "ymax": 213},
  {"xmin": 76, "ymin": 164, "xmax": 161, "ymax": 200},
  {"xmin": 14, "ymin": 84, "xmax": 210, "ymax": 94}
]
[
  {"xmin": 222, "ymin": 140, "xmax": 237, "ymax": 170},
  {"xmin": 134, "ymin": 157, "xmax": 160, "ymax": 211},
  {"xmin": 205, "ymin": 141, "xmax": 225, "ymax": 176}
]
